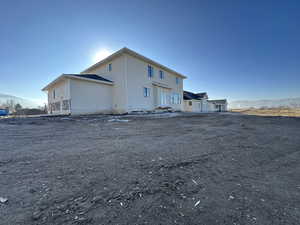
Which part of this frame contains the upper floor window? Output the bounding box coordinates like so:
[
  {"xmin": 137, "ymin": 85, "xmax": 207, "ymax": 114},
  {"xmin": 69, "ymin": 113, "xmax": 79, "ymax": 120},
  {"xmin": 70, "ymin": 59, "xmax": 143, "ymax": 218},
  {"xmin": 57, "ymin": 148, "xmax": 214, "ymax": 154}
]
[
  {"xmin": 147, "ymin": 65, "xmax": 153, "ymax": 79},
  {"xmin": 53, "ymin": 89, "xmax": 56, "ymax": 99},
  {"xmin": 108, "ymin": 63, "xmax": 112, "ymax": 72},
  {"xmin": 143, "ymin": 87, "xmax": 151, "ymax": 97},
  {"xmin": 176, "ymin": 77, "xmax": 179, "ymax": 85},
  {"xmin": 159, "ymin": 70, "xmax": 164, "ymax": 80}
]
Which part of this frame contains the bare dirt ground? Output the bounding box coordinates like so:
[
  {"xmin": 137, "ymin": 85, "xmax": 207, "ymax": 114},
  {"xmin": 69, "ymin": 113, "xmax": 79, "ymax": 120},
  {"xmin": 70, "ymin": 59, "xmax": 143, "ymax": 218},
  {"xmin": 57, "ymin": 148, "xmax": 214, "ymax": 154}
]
[
  {"xmin": 231, "ymin": 108, "xmax": 300, "ymax": 117},
  {"xmin": 0, "ymin": 112, "xmax": 300, "ymax": 225}
]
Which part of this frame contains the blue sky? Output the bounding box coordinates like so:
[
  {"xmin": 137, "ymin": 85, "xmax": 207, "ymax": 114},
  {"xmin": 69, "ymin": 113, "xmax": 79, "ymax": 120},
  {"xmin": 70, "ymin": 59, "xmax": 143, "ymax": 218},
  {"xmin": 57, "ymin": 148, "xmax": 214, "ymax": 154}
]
[{"xmin": 0, "ymin": 0, "xmax": 299, "ymax": 104}]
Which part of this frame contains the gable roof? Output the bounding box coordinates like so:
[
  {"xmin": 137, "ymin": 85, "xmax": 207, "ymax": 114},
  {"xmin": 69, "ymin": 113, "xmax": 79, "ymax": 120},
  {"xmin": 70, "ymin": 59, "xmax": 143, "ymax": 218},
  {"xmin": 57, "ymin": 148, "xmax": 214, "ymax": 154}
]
[
  {"xmin": 69, "ymin": 74, "xmax": 113, "ymax": 83},
  {"xmin": 183, "ymin": 91, "xmax": 208, "ymax": 100},
  {"xmin": 196, "ymin": 92, "xmax": 208, "ymax": 99},
  {"xmin": 81, "ymin": 47, "xmax": 187, "ymax": 79},
  {"xmin": 42, "ymin": 74, "xmax": 113, "ymax": 91},
  {"xmin": 208, "ymin": 99, "xmax": 227, "ymax": 104}
]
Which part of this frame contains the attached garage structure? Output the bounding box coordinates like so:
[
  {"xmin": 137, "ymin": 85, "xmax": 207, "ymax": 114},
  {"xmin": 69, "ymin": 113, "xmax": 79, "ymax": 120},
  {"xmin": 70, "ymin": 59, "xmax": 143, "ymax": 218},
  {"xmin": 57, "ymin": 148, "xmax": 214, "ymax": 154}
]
[{"xmin": 42, "ymin": 74, "xmax": 113, "ymax": 115}]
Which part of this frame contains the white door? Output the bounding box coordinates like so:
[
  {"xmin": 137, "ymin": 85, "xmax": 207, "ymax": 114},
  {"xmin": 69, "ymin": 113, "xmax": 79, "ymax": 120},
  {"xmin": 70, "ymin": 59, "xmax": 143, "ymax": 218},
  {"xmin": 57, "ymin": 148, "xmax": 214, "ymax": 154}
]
[{"xmin": 158, "ymin": 88, "xmax": 169, "ymax": 107}]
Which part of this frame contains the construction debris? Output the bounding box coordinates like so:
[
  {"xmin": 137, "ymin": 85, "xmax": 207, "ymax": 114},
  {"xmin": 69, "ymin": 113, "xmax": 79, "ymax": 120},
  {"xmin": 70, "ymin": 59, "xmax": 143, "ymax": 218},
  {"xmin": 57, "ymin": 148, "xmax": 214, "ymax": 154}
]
[
  {"xmin": 108, "ymin": 119, "xmax": 129, "ymax": 122},
  {"xmin": 0, "ymin": 197, "xmax": 8, "ymax": 204},
  {"xmin": 194, "ymin": 200, "xmax": 201, "ymax": 207},
  {"xmin": 228, "ymin": 195, "xmax": 235, "ymax": 200}
]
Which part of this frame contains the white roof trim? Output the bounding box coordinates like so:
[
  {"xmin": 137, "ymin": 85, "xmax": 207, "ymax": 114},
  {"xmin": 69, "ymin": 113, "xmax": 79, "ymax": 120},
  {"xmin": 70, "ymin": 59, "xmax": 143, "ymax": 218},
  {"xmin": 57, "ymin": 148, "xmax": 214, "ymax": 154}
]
[
  {"xmin": 42, "ymin": 74, "xmax": 113, "ymax": 91},
  {"xmin": 81, "ymin": 47, "xmax": 187, "ymax": 79}
]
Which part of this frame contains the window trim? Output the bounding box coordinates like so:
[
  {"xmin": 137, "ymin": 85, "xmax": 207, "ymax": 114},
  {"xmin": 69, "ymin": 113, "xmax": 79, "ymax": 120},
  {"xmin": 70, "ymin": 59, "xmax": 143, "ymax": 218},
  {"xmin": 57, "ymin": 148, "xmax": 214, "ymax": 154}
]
[
  {"xmin": 159, "ymin": 70, "xmax": 164, "ymax": 80},
  {"xmin": 147, "ymin": 65, "xmax": 153, "ymax": 79},
  {"xmin": 143, "ymin": 87, "xmax": 150, "ymax": 97}
]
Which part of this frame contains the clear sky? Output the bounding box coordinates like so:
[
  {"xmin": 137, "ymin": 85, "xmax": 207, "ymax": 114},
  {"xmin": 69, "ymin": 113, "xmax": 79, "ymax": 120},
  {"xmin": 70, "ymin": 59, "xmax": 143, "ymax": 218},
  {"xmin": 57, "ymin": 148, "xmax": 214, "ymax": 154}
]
[{"xmin": 0, "ymin": 0, "xmax": 299, "ymax": 104}]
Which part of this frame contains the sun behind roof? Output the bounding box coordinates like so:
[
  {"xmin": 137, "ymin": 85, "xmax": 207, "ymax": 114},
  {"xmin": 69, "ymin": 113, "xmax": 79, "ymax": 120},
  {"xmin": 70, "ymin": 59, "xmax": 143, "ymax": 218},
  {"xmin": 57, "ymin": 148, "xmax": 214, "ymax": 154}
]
[{"xmin": 93, "ymin": 48, "xmax": 111, "ymax": 63}]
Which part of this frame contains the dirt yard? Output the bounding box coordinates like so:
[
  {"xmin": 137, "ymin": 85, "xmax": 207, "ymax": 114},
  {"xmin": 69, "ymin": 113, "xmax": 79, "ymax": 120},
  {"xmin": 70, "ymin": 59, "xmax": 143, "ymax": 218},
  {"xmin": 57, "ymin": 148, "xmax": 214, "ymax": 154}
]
[{"xmin": 0, "ymin": 112, "xmax": 300, "ymax": 225}]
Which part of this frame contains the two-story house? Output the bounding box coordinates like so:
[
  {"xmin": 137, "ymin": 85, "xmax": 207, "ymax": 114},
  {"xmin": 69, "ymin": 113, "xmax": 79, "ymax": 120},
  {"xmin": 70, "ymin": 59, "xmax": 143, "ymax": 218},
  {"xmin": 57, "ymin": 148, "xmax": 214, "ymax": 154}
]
[{"xmin": 42, "ymin": 47, "xmax": 186, "ymax": 115}]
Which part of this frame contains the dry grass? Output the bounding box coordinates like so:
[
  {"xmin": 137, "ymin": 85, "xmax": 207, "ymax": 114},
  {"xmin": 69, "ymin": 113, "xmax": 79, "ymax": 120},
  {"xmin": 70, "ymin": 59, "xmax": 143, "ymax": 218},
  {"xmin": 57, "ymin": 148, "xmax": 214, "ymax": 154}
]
[{"xmin": 231, "ymin": 108, "xmax": 300, "ymax": 117}]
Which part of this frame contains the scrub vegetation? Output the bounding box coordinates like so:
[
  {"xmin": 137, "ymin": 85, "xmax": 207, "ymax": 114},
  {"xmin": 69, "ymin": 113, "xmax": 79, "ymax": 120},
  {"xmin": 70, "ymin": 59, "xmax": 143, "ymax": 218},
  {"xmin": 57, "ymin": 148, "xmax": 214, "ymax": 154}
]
[{"xmin": 231, "ymin": 108, "xmax": 300, "ymax": 117}]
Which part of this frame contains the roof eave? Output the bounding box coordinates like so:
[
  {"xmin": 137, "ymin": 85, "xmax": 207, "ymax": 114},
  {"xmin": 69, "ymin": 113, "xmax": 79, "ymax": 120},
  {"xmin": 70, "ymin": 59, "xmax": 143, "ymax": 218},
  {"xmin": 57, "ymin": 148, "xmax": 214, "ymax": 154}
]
[
  {"xmin": 41, "ymin": 74, "xmax": 65, "ymax": 91},
  {"xmin": 41, "ymin": 74, "xmax": 114, "ymax": 91},
  {"xmin": 123, "ymin": 48, "xmax": 187, "ymax": 79},
  {"xmin": 81, "ymin": 47, "xmax": 187, "ymax": 79},
  {"xmin": 64, "ymin": 75, "xmax": 114, "ymax": 86},
  {"xmin": 81, "ymin": 48, "xmax": 125, "ymax": 74}
]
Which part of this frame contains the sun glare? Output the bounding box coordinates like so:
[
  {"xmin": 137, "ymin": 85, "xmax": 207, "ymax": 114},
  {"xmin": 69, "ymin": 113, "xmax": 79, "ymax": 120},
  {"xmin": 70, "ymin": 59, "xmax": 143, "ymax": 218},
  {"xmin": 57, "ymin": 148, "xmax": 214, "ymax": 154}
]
[{"xmin": 93, "ymin": 49, "xmax": 111, "ymax": 63}]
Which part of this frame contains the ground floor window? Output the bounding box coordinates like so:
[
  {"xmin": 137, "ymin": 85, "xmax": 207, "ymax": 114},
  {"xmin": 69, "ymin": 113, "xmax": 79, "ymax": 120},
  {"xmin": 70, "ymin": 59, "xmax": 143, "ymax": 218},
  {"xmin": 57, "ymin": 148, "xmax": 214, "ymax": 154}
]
[
  {"xmin": 160, "ymin": 91, "xmax": 168, "ymax": 105},
  {"xmin": 171, "ymin": 93, "xmax": 181, "ymax": 104},
  {"xmin": 189, "ymin": 101, "xmax": 192, "ymax": 106},
  {"xmin": 143, "ymin": 87, "xmax": 150, "ymax": 97}
]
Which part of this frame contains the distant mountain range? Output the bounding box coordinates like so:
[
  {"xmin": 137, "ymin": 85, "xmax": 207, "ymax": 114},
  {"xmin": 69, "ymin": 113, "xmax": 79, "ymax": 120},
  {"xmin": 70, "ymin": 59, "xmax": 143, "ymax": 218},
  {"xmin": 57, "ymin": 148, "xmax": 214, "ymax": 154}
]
[
  {"xmin": 229, "ymin": 97, "xmax": 300, "ymax": 109},
  {"xmin": 0, "ymin": 93, "xmax": 41, "ymax": 108}
]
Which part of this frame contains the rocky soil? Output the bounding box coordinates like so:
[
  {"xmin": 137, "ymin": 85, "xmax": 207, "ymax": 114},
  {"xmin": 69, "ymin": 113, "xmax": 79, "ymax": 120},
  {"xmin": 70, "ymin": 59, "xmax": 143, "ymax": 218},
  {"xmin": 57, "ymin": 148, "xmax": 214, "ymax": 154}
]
[{"xmin": 0, "ymin": 113, "xmax": 299, "ymax": 225}]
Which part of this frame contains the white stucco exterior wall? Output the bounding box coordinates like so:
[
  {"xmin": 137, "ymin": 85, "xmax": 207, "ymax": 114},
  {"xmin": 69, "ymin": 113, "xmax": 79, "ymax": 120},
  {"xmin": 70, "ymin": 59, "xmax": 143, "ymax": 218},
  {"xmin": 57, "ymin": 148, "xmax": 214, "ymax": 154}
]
[
  {"xmin": 184, "ymin": 100, "xmax": 192, "ymax": 112},
  {"xmin": 208, "ymin": 102, "xmax": 216, "ymax": 112},
  {"xmin": 69, "ymin": 79, "xmax": 113, "ymax": 115},
  {"xmin": 83, "ymin": 55, "xmax": 128, "ymax": 114},
  {"xmin": 184, "ymin": 100, "xmax": 202, "ymax": 112},
  {"xmin": 184, "ymin": 99, "xmax": 220, "ymax": 113},
  {"xmin": 201, "ymin": 99, "xmax": 210, "ymax": 112},
  {"xmin": 85, "ymin": 53, "xmax": 184, "ymax": 113},
  {"xmin": 125, "ymin": 54, "xmax": 184, "ymax": 112}
]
